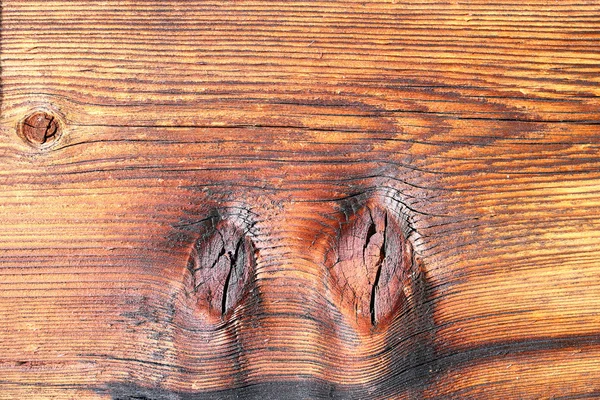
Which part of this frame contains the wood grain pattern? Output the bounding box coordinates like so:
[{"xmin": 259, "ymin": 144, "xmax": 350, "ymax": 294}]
[{"xmin": 1, "ymin": 0, "xmax": 600, "ymax": 399}]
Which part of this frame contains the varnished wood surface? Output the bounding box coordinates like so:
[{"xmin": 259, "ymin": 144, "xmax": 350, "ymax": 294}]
[{"xmin": 1, "ymin": 1, "xmax": 600, "ymax": 399}]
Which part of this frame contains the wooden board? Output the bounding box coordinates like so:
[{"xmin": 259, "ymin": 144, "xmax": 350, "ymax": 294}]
[{"xmin": 1, "ymin": 1, "xmax": 600, "ymax": 398}]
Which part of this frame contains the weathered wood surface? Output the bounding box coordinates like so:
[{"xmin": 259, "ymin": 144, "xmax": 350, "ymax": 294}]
[{"xmin": 1, "ymin": 1, "xmax": 600, "ymax": 399}]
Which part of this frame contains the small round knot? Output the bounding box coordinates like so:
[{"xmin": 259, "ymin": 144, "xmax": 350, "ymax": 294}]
[{"xmin": 19, "ymin": 110, "xmax": 62, "ymax": 148}]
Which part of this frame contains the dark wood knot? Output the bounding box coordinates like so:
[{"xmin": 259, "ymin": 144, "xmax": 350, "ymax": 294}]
[
  {"xmin": 19, "ymin": 110, "xmax": 62, "ymax": 148},
  {"xmin": 187, "ymin": 217, "xmax": 256, "ymax": 322},
  {"xmin": 325, "ymin": 202, "xmax": 417, "ymax": 329}
]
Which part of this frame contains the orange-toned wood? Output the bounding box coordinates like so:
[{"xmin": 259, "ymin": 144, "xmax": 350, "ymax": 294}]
[{"xmin": 1, "ymin": 1, "xmax": 600, "ymax": 399}]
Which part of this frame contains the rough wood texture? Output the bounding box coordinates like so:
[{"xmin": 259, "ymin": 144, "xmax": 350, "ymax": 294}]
[{"xmin": 1, "ymin": 1, "xmax": 600, "ymax": 399}]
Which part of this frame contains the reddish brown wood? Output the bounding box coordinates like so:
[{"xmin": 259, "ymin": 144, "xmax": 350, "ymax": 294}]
[{"xmin": 1, "ymin": 1, "xmax": 600, "ymax": 399}]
